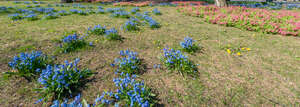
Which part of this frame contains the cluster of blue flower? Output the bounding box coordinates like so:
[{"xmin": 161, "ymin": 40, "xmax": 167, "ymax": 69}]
[
  {"xmin": 69, "ymin": 9, "xmax": 97, "ymax": 15},
  {"xmin": 180, "ymin": 36, "xmax": 198, "ymax": 53},
  {"xmin": 24, "ymin": 13, "xmax": 38, "ymax": 21},
  {"xmin": 96, "ymin": 6, "xmax": 105, "ymax": 14},
  {"xmin": 88, "ymin": 24, "xmax": 106, "ymax": 35},
  {"xmin": 141, "ymin": 14, "xmax": 160, "ymax": 29},
  {"xmin": 24, "ymin": 1, "xmax": 30, "ymax": 4},
  {"xmin": 62, "ymin": 33, "xmax": 82, "ymax": 43},
  {"xmin": 232, "ymin": 3, "xmax": 300, "ymax": 10},
  {"xmin": 111, "ymin": 11, "xmax": 130, "ymax": 18},
  {"xmin": 162, "ymin": 48, "xmax": 197, "ymax": 75},
  {"xmin": 60, "ymin": 33, "xmax": 88, "ymax": 53},
  {"xmin": 104, "ymin": 28, "xmax": 121, "ymax": 40},
  {"xmin": 38, "ymin": 58, "xmax": 92, "ymax": 100},
  {"xmin": 9, "ymin": 13, "xmax": 24, "ymax": 21},
  {"xmin": 78, "ymin": 10, "xmax": 88, "ymax": 15},
  {"xmin": 48, "ymin": 3, "xmax": 92, "ymax": 8},
  {"xmin": 111, "ymin": 74, "xmax": 151, "ymax": 107},
  {"xmin": 8, "ymin": 51, "xmax": 49, "ymax": 78},
  {"xmin": 122, "ymin": 18, "xmax": 139, "ymax": 31},
  {"xmin": 14, "ymin": 1, "xmax": 45, "ymax": 4},
  {"xmin": 26, "ymin": 5, "xmax": 33, "ymax": 8},
  {"xmin": 27, "ymin": 4, "xmax": 41, "ymax": 8},
  {"xmin": 0, "ymin": 6, "xmax": 7, "ymax": 12},
  {"xmin": 55, "ymin": 3, "xmax": 67, "ymax": 7},
  {"xmin": 49, "ymin": 74, "xmax": 150, "ymax": 107},
  {"xmin": 158, "ymin": 3, "xmax": 177, "ymax": 7},
  {"xmin": 50, "ymin": 94, "xmax": 83, "ymax": 107},
  {"xmin": 152, "ymin": 8, "xmax": 161, "ymax": 15},
  {"xmin": 44, "ymin": 12, "xmax": 59, "ymax": 19},
  {"xmin": 70, "ymin": 9, "xmax": 79, "ymax": 14},
  {"xmin": 87, "ymin": 24, "xmax": 121, "ymax": 40},
  {"xmin": 286, "ymin": 4, "xmax": 300, "ymax": 10},
  {"xmin": 130, "ymin": 7, "xmax": 140, "ymax": 14},
  {"xmin": 112, "ymin": 49, "xmax": 141, "ymax": 74},
  {"xmin": 163, "ymin": 48, "xmax": 187, "ymax": 64},
  {"xmin": 13, "ymin": 1, "xmax": 22, "ymax": 4},
  {"xmin": 4, "ymin": 3, "xmax": 98, "ymax": 21},
  {"xmin": 94, "ymin": 50, "xmax": 151, "ymax": 107},
  {"xmin": 48, "ymin": 49, "xmax": 152, "ymax": 107},
  {"xmin": 6, "ymin": 7, "xmax": 61, "ymax": 21},
  {"xmin": 17, "ymin": 8, "xmax": 34, "ymax": 14},
  {"xmin": 72, "ymin": 3, "xmax": 83, "ymax": 8},
  {"xmin": 33, "ymin": 7, "xmax": 55, "ymax": 14},
  {"xmin": 106, "ymin": 8, "xmax": 124, "ymax": 13},
  {"xmin": 57, "ymin": 10, "xmax": 70, "ymax": 16},
  {"xmin": 180, "ymin": 36, "xmax": 194, "ymax": 49}
]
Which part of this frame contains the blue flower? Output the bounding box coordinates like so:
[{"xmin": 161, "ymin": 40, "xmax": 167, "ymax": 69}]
[
  {"xmin": 104, "ymin": 28, "xmax": 121, "ymax": 40},
  {"xmin": 88, "ymin": 24, "xmax": 106, "ymax": 35},
  {"xmin": 44, "ymin": 12, "xmax": 59, "ymax": 19},
  {"xmin": 180, "ymin": 36, "xmax": 194, "ymax": 49},
  {"xmin": 34, "ymin": 98, "xmax": 44, "ymax": 104},
  {"xmin": 38, "ymin": 59, "xmax": 91, "ymax": 100},
  {"xmin": 122, "ymin": 19, "xmax": 139, "ymax": 31},
  {"xmin": 130, "ymin": 7, "xmax": 140, "ymax": 14},
  {"xmin": 70, "ymin": 9, "xmax": 79, "ymax": 14},
  {"xmin": 58, "ymin": 10, "xmax": 69, "ymax": 16},
  {"xmin": 9, "ymin": 51, "xmax": 49, "ymax": 78},
  {"xmin": 111, "ymin": 10, "xmax": 129, "ymax": 18},
  {"xmin": 113, "ymin": 49, "xmax": 140, "ymax": 74},
  {"xmin": 162, "ymin": 47, "xmax": 197, "ymax": 75},
  {"xmin": 111, "ymin": 74, "xmax": 150, "ymax": 106},
  {"xmin": 152, "ymin": 8, "xmax": 162, "ymax": 15},
  {"xmin": 8, "ymin": 13, "xmax": 23, "ymax": 21},
  {"xmin": 141, "ymin": 14, "xmax": 160, "ymax": 28}
]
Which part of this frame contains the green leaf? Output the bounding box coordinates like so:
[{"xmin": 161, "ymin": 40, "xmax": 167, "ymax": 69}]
[
  {"xmin": 82, "ymin": 99, "xmax": 89, "ymax": 107},
  {"xmin": 33, "ymin": 88, "xmax": 44, "ymax": 92},
  {"xmin": 295, "ymin": 57, "xmax": 300, "ymax": 60},
  {"xmin": 150, "ymin": 93, "xmax": 156, "ymax": 97}
]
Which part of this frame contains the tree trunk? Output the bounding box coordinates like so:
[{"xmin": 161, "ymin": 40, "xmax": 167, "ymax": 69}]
[{"xmin": 215, "ymin": 0, "xmax": 228, "ymax": 7}]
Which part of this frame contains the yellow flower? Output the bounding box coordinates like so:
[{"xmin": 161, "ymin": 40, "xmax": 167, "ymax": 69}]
[
  {"xmin": 11, "ymin": 70, "xmax": 18, "ymax": 73},
  {"xmin": 241, "ymin": 48, "xmax": 245, "ymax": 50},
  {"xmin": 226, "ymin": 49, "xmax": 231, "ymax": 54},
  {"xmin": 246, "ymin": 48, "xmax": 251, "ymax": 51},
  {"xmin": 237, "ymin": 52, "xmax": 241, "ymax": 56}
]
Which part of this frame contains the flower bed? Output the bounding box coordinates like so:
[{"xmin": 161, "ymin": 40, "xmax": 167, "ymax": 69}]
[{"xmin": 178, "ymin": 5, "xmax": 300, "ymax": 36}]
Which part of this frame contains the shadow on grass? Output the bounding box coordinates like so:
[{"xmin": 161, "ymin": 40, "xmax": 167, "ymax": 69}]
[{"xmin": 66, "ymin": 72, "xmax": 98, "ymax": 100}]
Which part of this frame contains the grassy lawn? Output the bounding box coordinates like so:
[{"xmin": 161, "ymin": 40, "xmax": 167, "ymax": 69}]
[{"xmin": 1, "ymin": 1, "xmax": 300, "ymax": 106}]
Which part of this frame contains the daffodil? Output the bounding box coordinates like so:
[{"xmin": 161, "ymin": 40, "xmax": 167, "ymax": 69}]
[{"xmin": 226, "ymin": 49, "xmax": 231, "ymax": 54}]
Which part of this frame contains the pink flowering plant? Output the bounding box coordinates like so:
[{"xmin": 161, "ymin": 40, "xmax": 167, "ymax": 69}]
[{"xmin": 178, "ymin": 5, "xmax": 300, "ymax": 36}]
